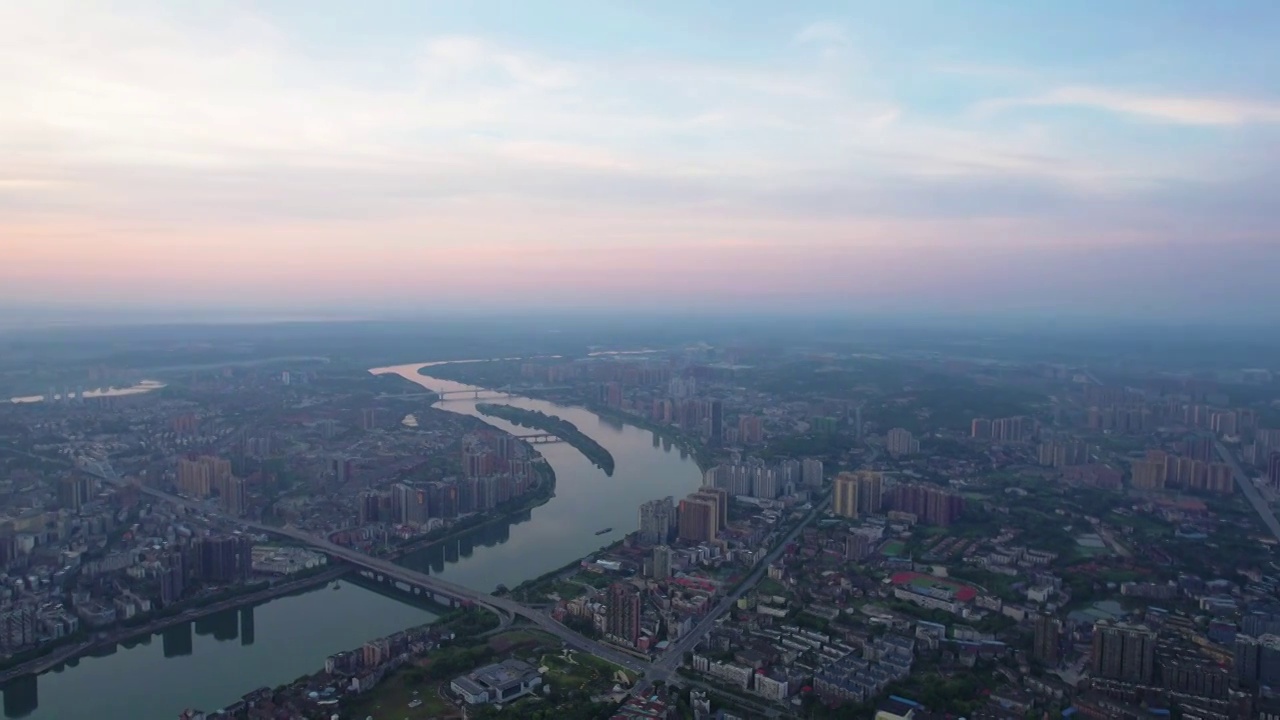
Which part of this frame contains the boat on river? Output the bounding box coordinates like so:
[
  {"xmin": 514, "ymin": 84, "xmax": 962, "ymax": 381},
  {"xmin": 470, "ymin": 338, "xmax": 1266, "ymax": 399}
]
[{"xmin": 595, "ymin": 527, "xmax": 613, "ymax": 536}]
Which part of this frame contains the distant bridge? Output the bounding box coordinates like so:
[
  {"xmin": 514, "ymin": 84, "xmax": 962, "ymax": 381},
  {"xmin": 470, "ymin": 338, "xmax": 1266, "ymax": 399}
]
[
  {"xmin": 380, "ymin": 386, "xmax": 575, "ymax": 402},
  {"xmin": 514, "ymin": 433, "xmax": 563, "ymax": 444},
  {"xmin": 436, "ymin": 389, "xmax": 513, "ymax": 400}
]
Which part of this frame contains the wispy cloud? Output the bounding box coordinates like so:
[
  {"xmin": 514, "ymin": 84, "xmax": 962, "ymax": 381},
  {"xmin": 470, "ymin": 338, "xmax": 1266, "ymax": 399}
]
[
  {"xmin": 981, "ymin": 86, "xmax": 1280, "ymax": 126},
  {"xmin": 795, "ymin": 21, "xmax": 851, "ymax": 49},
  {"xmin": 1, "ymin": 1, "xmax": 1278, "ymax": 315}
]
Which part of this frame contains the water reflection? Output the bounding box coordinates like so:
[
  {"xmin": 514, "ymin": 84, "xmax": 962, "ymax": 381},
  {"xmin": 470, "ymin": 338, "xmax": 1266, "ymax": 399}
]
[
  {"xmin": 2, "ymin": 585, "xmax": 434, "ymax": 720},
  {"xmin": 240, "ymin": 607, "xmax": 255, "ymax": 647},
  {"xmin": 194, "ymin": 609, "xmax": 240, "ymax": 643},
  {"xmin": 397, "ymin": 509, "xmax": 524, "ymax": 577},
  {"xmin": 1, "ymin": 677, "xmax": 34, "ymax": 719},
  {"xmin": 371, "ymin": 362, "xmax": 703, "ymax": 593},
  {"xmin": 1, "ymin": 606, "xmax": 255, "ymax": 718},
  {"xmin": 163, "ymin": 624, "xmax": 193, "ymax": 658}
]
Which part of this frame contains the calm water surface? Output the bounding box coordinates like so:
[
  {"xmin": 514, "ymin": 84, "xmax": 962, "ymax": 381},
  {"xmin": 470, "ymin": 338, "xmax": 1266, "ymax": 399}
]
[
  {"xmin": 3, "ymin": 360, "xmax": 701, "ymax": 719},
  {"xmin": 2, "ymin": 580, "xmax": 435, "ymax": 720},
  {"xmin": 375, "ymin": 361, "xmax": 703, "ymax": 591}
]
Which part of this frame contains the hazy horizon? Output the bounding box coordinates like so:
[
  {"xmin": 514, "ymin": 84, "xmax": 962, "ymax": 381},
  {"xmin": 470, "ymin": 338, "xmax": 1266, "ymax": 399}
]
[{"xmin": 4, "ymin": 1, "xmax": 1279, "ymax": 320}]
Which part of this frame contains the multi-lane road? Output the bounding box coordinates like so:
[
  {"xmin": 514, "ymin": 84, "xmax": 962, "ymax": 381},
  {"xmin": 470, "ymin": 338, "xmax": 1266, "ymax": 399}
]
[
  {"xmin": 1215, "ymin": 440, "xmax": 1280, "ymax": 543},
  {"xmin": 84, "ymin": 456, "xmax": 836, "ymax": 692},
  {"xmin": 637, "ymin": 490, "xmax": 831, "ymax": 693},
  {"xmin": 82, "ymin": 461, "xmax": 653, "ymax": 675}
]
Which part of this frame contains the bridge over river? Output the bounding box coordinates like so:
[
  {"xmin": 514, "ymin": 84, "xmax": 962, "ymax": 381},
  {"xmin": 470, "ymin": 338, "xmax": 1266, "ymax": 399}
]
[{"xmin": 78, "ymin": 459, "xmax": 649, "ymax": 675}]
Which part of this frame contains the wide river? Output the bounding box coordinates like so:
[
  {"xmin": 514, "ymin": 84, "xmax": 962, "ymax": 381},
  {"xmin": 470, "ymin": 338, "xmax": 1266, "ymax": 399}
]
[{"xmin": 3, "ymin": 361, "xmax": 702, "ymax": 719}]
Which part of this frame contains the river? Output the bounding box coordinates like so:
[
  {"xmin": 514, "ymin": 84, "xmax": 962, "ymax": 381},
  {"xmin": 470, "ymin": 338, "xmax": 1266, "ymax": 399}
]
[{"xmin": 3, "ymin": 360, "xmax": 702, "ymax": 719}]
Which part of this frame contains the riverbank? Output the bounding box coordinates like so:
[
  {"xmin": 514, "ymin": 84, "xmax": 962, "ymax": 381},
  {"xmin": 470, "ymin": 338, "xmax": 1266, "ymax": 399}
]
[
  {"xmin": 476, "ymin": 403, "xmax": 616, "ymax": 475},
  {"xmin": 0, "ymin": 566, "xmax": 347, "ymax": 686},
  {"xmin": 384, "ymin": 451, "xmax": 556, "ymax": 566},
  {"xmin": 587, "ymin": 402, "xmax": 715, "ymax": 473}
]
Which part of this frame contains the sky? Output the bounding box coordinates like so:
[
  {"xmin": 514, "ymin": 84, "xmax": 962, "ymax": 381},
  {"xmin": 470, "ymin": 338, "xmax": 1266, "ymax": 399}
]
[{"xmin": 3, "ymin": 0, "xmax": 1279, "ymax": 321}]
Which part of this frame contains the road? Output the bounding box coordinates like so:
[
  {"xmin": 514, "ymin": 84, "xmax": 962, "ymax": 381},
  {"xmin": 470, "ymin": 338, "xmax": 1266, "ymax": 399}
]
[
  {"xmin": 83, "ymin": 454, "xmax": 835, "ymax": 690},
  {"xmin": 636, "ymin": 490, "xmax": 832, "ymax": 694},
  {"xmin": 1215, "ymin": 441, "xmax": 1280, "ymax": 542}
]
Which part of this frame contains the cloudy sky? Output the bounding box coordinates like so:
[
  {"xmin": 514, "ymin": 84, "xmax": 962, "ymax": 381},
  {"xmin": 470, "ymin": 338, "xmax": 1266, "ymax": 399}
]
[{"xmin": 3, "ymin": 0, "xmax": 1278, "ymax": 320}]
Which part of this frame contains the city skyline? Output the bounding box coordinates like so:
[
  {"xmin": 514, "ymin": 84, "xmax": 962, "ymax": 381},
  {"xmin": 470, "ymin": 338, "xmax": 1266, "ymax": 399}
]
[{"xmin": 4, "ymin": 1, "xmax": 1279, "ymax": 319}]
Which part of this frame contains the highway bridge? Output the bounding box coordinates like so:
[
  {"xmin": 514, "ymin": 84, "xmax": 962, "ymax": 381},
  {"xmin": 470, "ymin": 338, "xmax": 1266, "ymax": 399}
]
[
  {"xmin": 513, "ymin": 432, "xmax": 563, "ymax": 444},
  {"xmin": 77, "ymin": 459, "xmax": 650, "ymax": 674}
]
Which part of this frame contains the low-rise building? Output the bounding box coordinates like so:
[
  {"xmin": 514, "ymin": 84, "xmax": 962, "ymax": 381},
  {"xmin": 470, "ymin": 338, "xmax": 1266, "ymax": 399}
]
[{"xmin": 450, "ymin": 659, "xmax": 542, "ymax": 705}]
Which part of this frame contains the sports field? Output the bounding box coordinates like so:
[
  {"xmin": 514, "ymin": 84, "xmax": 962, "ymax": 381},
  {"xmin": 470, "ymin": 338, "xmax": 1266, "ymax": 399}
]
[{"xmin": 889, "ymin": 571, "xmax": 977, "ymax": 602}]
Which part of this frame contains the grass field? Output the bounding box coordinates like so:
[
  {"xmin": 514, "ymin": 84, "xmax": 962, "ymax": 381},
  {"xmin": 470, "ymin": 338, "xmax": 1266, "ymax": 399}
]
[
  {"xmin": 540, "ymin": 649, "xmax": 630, "ymax": 695},
  {"xmin": 346, "ymin": 670, "xmax": 459, "ymax": 720},
  {"xmin": 881, "ymin": 540, "xmax": 907, "ymax": 557},
  {"xmin": 345, "ymin": 630, "xmax": 561, "ymax": 720},
  {"xmin": 756, "ymin": 577, "xmax": 787, "ymax": 597}
]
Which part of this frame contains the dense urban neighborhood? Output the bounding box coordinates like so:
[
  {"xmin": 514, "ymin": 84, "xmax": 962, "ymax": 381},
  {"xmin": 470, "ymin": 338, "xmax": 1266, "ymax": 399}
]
[{"xmin": 4, "ymin": 328, "xmax": 1280, "ymax": 720}]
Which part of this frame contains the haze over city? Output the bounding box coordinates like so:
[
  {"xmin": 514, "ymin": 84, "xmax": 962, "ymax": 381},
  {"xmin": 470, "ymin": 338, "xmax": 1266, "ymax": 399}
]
[
  {"xmin": 3, "ymin": 0, "xmax": 1279, "ymax": 322},
  {"xmin": 6, "ymin": 5, "xmax": 1280, "ymax": 718}
]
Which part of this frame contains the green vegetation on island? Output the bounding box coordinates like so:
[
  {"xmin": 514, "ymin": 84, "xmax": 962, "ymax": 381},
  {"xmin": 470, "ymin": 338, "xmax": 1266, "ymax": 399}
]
[{"xmin": 476, "ymin": 403, "xmax": 616, "ymax": 476}]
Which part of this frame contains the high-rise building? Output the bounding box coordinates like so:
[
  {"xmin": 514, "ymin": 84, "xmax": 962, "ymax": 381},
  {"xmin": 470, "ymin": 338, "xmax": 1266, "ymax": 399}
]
[
  {"xmin": 652, "ymin": 545, "xmax": 672, "ymax": 581},
  {"xmin": 751, "ymin": 469, "xmax": 778, "ymax": 499},
  {"xmin": 708, "ymin": 400, "xmax": 723, "ymax": 445},
  {"xmin": 692, "ymin": 487, "xmax": 728, "ymax": 529},
  {"xmin": 885, "ymin": 483, "xmax": 964, "ymax": 526},
  {"xmin": 638, "ymin": 497, "xmax": 675, "ymax": 545},
  {"xmin": 358, "ymin": 490, "xmax": 383, "ymax": 525},
  {"xmin": 885, "ymin": 428, "xmax": 919, "ymax": 456},
  {"xmin": 845, "ymin": 533, "xmax": 873, "ymax": 561},
  {"xmin": 678, "ymin": 497, "xmax": 718, "ymax": 543},
  {"xmin": 777, "ymin": 459, "xmax": 801, "ymax": 486},
  {"xmin": 389, "ymin": 481, "xmax": 409, "ymax": 520},
  {"xmin": 971, "ymin": 418, "xmax": 993, "ymax": 439},
  {"xmin": 1033, "ymin": 613, "xmax": 1062, "ymax": 666},
  {"xmin": 1269, "ymin": 452, "xmax": 1280, "ymax": 490},
  {"xmin": 1205, "ymin": 463, "xmax": 1234, "ymax": 494},
  {"xmin": 159, "ymin": 552, "xmax": 186, "ymax": 606},
  {"xmin": 221, "ymin": 476, "xmax": 247, "ymax": 517},
  {"xmin": 1181, "ymin": 434, "xmax": 1215, "ymax": 463},
  {"xmin": 58, "ymin": 474, "xmax": 93, "ymax": 512},
  {"xmin": 992, "ymin": 416, "xmax": 1034, "ymax": 443},
  {"xmin": 1039, "ymin": 440, "xmax": 1089, "ymax": 468},
  {"xmin": 833, "ymin": 473, "xmax": 860, "ymax": 519},
  {"xmin": 855, "ymin": 471, "xmax": 883, "ymax": 515},
  {"xmin": 1235, "ymin": 634, "xmax": 1280, "ymax": 688},
  {"xmin": 1156, "ymin": 642, "xmax": 1231, "ymax": 699},
  {"xmin": 1130, "ymin": 452, "xmax": 1168, "ymax": 491},
  {"xmin": 177, "ymin": 456, "xmax": 231, "ymax": 499},
  {"xmin": 738, "ymin": 415, "xmax": 763, "ymax": 444},
  {"xmin": 606, "ymin": 584, "xmax": 642, "ymax": 647},
  {"xmin": 1091, "ymin": 620, "xmax": 1155, "ymax": 684},
  {"xmin": 462, "ymin": 445, "xmax": 494, "ymax": 479},
  {"xmin": 331, "ymin": 457, "xmax": 354, "ymax": 485},
  {"xmin": 802, "ymin": 459, "xmax": 824, "ymax": 488},
  {"xmin": 193, "ymin": 535, "xmax": 253, "ymax": 584}
]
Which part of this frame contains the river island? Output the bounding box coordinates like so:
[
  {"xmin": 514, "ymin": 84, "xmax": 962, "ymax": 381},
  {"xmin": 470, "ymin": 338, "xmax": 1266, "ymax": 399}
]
[{"xmin": 475, "ymin": 403, "xmax": 616, "ymax": 476}]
